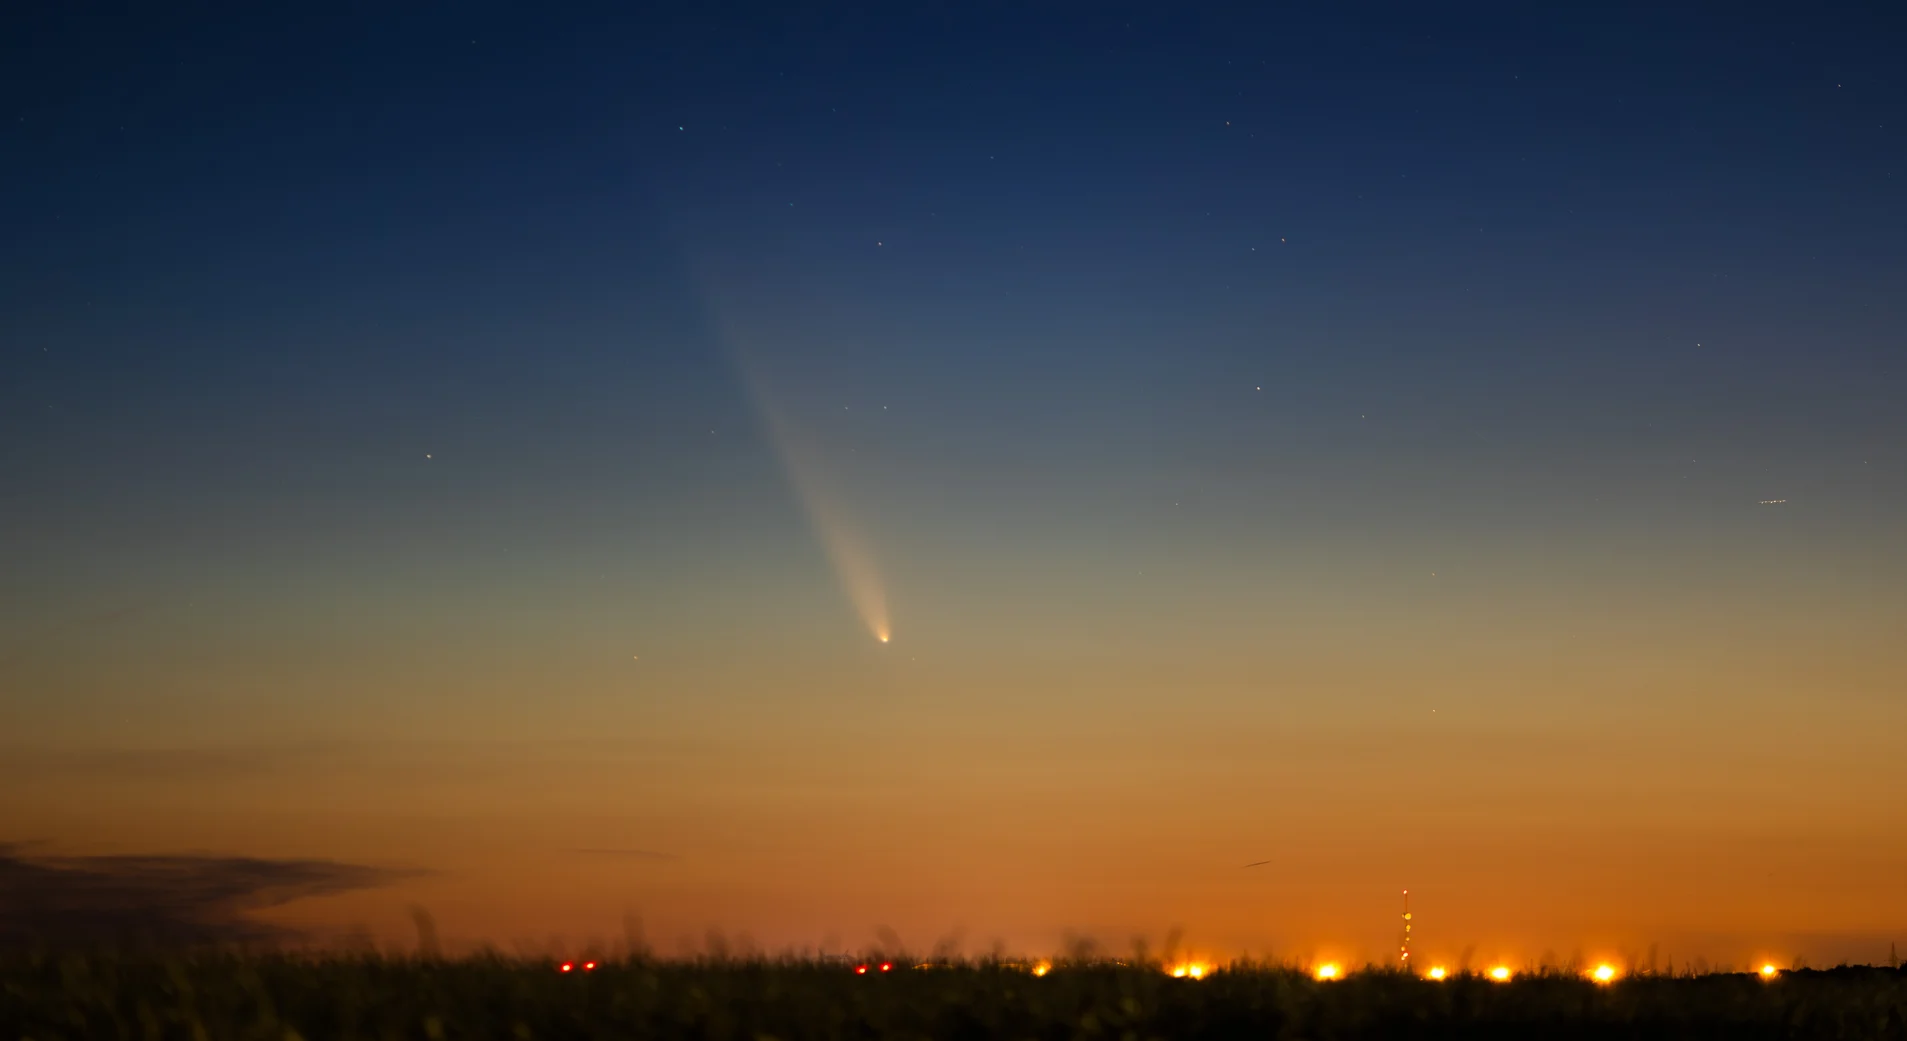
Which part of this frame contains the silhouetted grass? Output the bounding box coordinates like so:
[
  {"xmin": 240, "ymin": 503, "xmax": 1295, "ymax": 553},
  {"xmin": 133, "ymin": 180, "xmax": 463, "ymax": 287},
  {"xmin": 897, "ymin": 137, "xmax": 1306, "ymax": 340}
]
[{"xmin": 2, "ymin": 954, "xmax": 1903, "ymax": 1040}]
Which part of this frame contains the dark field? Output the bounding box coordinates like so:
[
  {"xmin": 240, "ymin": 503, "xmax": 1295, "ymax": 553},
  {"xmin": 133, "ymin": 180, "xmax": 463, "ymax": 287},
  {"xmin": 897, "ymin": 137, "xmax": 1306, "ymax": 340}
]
[{"xmin": 5, "ymin": 957, "xmax": 1906, "ymax": 1041}]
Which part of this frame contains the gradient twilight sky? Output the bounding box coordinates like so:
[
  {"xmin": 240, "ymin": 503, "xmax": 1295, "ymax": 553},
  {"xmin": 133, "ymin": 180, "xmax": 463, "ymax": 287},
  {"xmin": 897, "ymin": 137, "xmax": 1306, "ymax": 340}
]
[{"xmin": 3, "ymin": 3, "xmax": 1905, "ymax": 966}]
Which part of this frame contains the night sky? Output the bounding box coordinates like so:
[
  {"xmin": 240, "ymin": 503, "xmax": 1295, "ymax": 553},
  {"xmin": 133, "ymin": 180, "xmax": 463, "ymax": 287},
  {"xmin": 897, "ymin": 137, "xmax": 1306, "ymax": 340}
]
[{"xmin": 4, "ymin": 4, "xmax": 1905, "ymax": 966}]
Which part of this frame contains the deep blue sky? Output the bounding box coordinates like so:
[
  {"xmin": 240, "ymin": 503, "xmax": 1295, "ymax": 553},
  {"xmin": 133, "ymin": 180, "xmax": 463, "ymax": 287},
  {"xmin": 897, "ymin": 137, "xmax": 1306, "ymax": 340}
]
[
  {"xmin": 7, "ymin": 4, "xmax": 1903, "ymax": 551},
  {"xmin": 3, "ymin": 3, "xmax": 1906, "ymax": 959}
]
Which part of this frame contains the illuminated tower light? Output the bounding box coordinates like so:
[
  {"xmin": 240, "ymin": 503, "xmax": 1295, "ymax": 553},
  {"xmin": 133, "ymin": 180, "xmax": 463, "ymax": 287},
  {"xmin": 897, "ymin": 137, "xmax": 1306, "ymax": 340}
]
[{"xmin": 1399, "ymin": 889, "xmax": 1411, "ymax": 968}]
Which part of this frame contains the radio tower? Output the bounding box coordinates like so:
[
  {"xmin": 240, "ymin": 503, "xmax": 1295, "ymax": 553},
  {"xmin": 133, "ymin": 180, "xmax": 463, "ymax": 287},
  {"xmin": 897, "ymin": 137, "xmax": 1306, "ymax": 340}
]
[{"xmin": 1399, "ymin": 889, "xmax": 1412, "ymax": 970}]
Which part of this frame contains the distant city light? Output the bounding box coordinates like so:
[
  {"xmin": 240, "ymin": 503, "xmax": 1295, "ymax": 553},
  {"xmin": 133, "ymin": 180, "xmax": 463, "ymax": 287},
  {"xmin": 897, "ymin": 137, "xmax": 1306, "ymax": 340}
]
[
  {"xmin": 855, "ymin": 965, "xmax": 868, "ymax": 975},
  {"xmin": 1489, "ymin": 966, "xmax": 1511, "ymax": 982},
  {"xmin": 1592, "ymin": 964, "xmax": 1618, "ymax": 983},
  {"xmin": 1427, "ymin": 966, "xmax": 1447, "ymax": 980},
  {"xmin": 880, "ymin": 962, "xmax": 892, "ymax": 972},
  {"xmin": 1315, "ymin": 963, "xmax": 1341, "ymax": 981},
  {"xmin": 559, "ymin": 962, "xmax": 573, "ymax": 973},
  {"xmin": 583, "ymin": 961, "xmax": 597, "ymax": 972}
]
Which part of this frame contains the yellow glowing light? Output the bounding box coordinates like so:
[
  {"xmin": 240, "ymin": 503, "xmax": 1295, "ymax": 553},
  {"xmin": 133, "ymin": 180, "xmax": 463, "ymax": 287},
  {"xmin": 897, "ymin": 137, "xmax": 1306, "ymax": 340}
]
[
  {"xmin": 1489, "ymin": 966, "xmax": 1511, "ymax": 982},
  {"xmin": 1760, "ymin": 964, "xmax": 1778, "ymax": 979},
  {"xmin": 1032, "ymin": 962, "xmax": 1051, "ymax": 977},
  {"xmin": 1592, "ymin": 964, "xmax": 1617, "ymax": 983},
  {"xmin": 1169, "ymin": 963, "xmax": 1209, "ymax": 979},
  {"xmin": 1426, "ymin": 967, "xmax": 1447, "ymax": 980},
  {"xmin": 1315, "ymin": 963, "xmax": 1341, "ymax": 981}
]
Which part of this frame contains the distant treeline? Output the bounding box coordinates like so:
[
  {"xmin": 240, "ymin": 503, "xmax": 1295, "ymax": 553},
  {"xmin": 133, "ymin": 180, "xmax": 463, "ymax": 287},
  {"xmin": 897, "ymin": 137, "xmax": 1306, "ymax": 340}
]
[{"xmin": 2, "ymin": 954, "xmax": 1904, "ymax": 1040}]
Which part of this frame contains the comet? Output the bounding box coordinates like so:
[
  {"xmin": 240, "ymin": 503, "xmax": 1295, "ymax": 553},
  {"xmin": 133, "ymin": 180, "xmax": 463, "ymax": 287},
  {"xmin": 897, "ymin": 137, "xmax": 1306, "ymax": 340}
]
[{"xmin": 733, "ymin": 358, "xmax": 892, "ymax": 645}]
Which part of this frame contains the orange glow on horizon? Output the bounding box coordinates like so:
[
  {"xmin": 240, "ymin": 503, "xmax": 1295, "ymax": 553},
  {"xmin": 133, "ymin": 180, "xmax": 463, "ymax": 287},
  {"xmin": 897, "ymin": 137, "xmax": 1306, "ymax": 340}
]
[
  {"xmin": 1591, "ymin": 964, "xmax": 1618, "ymax": 983},
  {"xmin": 1489, "ymin": 966, "xmax": 1511, "ymax": 981},
  {"xmin": 1760, "ymin": 964, "xmax": 1779, "ymax": 979},
  {"xmin": 1314, "ymin": 963, "xmax": 1341, "ymax": 981},
  {"xmin": 1426, "ymin": 966, "xmax": 1446, "ymax": 980}
]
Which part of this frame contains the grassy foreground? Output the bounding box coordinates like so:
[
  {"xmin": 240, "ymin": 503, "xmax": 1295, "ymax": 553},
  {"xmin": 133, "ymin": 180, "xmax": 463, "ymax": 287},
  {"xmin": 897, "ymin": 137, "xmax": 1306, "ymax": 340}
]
[{"xmin": 4, "ymin": 956, "xmax": 1905, "ymax": 1040}]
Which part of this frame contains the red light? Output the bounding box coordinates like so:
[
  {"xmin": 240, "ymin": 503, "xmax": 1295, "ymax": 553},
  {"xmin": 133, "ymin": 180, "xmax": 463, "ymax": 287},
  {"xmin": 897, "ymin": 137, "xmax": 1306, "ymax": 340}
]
[
  {"xmin": 855, "ymin": 965, "xmax": 868, "ymax": 974},
  {"xmin": 880, "ymin": 962, "xmax": 892, "ymax": 972},
  {"xmin": 559, "ymin": 963, "xmax": 573, "ymax": 973},
  {"xmin": 583, "ymin": 961, "xmax": 597, "ymax": 971}
]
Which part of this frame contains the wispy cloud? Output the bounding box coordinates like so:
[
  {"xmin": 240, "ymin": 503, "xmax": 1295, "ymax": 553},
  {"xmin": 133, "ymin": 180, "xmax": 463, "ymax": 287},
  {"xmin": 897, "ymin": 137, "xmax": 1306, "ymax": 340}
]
[
  {"xmin": 570, "ymin": 848, "xmax": 679, "ymax": 861},
  {"xmin": 0, "ymin": 745, "xmax": 288, "ymax": 782},
  {"xmin": 0, "ymin": 604, "xmax": 151, "ymax": 670}
]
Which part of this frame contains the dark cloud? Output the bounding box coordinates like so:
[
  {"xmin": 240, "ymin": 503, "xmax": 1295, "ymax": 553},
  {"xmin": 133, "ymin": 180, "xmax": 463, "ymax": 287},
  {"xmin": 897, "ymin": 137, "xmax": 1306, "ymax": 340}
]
[{"xmin": 0, "ymin": 844, "xmax": 416, "ymax": 948}]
